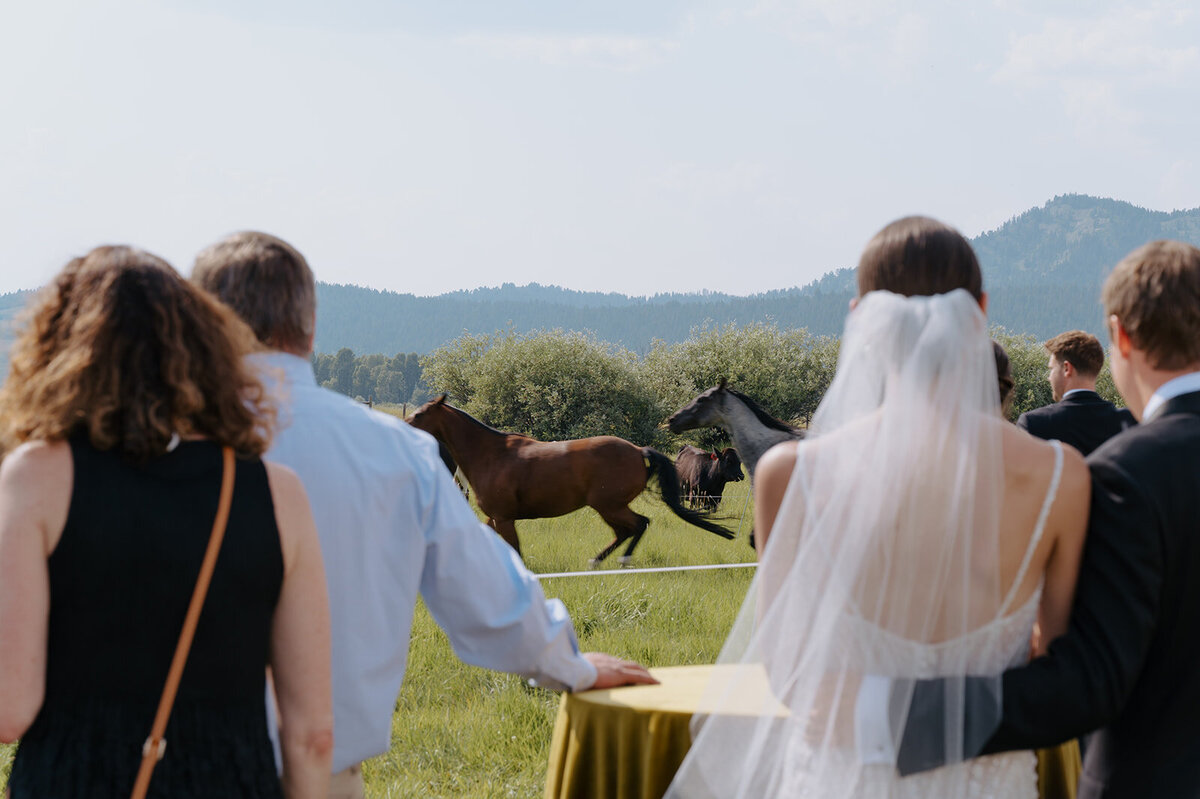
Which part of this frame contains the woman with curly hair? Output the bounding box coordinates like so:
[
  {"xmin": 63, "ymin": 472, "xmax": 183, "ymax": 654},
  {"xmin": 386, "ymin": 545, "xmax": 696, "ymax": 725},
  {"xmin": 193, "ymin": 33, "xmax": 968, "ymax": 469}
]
[{"xmin": 0, "ymin": 246, "xmax": 332, "ymax": 798}]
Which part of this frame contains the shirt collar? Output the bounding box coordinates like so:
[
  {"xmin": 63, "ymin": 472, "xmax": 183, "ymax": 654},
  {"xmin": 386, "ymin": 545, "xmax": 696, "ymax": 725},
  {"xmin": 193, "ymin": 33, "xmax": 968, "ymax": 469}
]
[
  {"xmin": 1061, "ymin": 388, "xmax": 1096, "ymax": 400},
  {"xmin": 1143, "ymin": 371, "xmax": 1200, "ymax": 421},
  {"xmin": 248, "ymin": 350, "xmax": 318, "ymax": 389}
]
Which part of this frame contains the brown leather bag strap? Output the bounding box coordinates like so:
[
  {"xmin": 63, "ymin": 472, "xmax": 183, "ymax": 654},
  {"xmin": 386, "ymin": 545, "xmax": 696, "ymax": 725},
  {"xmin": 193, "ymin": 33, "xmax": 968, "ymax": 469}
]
[{"xmin": 130, "ymin": 446, "xmax": 235, "ymax": 799}]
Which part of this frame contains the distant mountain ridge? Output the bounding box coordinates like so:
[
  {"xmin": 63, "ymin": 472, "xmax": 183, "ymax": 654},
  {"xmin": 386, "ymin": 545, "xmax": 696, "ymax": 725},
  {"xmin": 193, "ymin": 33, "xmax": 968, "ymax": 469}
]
[
  {"xmin": 314, "ymin": 194, "xmax": 1200, "ymax": 355},
  {"xmin": 3, "ymin": 196, "xmax": 1199, "ymax": 377}
]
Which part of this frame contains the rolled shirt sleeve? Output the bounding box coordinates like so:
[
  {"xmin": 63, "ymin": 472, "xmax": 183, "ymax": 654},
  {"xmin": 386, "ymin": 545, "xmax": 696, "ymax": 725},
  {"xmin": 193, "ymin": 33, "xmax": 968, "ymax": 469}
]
[{"xmin": 415, "ymin": 442, "xmax": 597, "ymax": 692}]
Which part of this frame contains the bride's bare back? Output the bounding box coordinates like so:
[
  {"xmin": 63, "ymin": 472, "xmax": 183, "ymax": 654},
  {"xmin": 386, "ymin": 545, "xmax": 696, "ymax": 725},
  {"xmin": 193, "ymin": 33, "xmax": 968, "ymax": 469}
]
[{"xmin": 754, "ymin": 417, "xmax": 1089, "ymax": 648}]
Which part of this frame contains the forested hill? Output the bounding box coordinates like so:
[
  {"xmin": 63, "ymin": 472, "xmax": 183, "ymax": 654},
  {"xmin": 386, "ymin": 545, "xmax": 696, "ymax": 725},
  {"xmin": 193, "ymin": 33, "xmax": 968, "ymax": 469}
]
[
  {"xmin": 314, "ymin": 285, "xmax": 843, "ymax": 356},
  {"xmin": 2, "ymin": 196, "xmax": 1197, "ymax": 369},
  {"xmin": 0, "ymin": 290, "xmax": 34, "ymax": 382},
  {"xmin": 313, "ymin": 195, "xmax": 1200, "ymax": 355}
]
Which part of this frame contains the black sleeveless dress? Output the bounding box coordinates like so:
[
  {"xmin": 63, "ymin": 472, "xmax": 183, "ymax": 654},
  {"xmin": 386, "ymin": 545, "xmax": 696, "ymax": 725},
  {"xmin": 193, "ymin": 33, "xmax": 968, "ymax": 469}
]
[{"xmin": 9, "ymin": 437, "xmax": 285, "ymax": 798}]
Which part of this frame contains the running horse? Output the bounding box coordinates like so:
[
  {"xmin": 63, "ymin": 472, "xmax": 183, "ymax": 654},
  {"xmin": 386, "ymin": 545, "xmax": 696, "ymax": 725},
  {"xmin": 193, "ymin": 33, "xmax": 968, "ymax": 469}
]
[
  {"xmin": 668, "ymin": 379, "xmax": 803, "ymax": 479},
  {"xmin": 407, "ymin": 396, "xmax": 735, "ymax": 564}
]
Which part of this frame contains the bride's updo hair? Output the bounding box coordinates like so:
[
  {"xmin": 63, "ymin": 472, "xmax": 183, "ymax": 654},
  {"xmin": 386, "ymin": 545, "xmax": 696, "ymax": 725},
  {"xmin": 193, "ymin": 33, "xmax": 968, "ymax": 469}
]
[{"xmin": 857, "ymin": 216, "xmax": 983, "ymax": 302}]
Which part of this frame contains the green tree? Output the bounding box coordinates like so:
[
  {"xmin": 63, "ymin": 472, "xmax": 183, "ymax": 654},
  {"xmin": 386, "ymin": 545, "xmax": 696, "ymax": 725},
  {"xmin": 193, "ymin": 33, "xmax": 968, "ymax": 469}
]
[
  {"xmin": 641, "ymin": 322, "xmax": 840, "ymax": 448},
  {"xmin": 312, "ymin": 352, "xmax": 334, "ymax": 385},
  {"xmin": 352, "ymin": 354, "xmax": 387, "ymax": 400},
  {"xmin": 419, "ymin": 333, "xmax": 491, "ymax": 405},
  {"xmin": 421, "ymin": 330, "xmax": 664, "ymax": 445},
  {"xmin": 329, "ymin": 347, "xmax": 356, "ymax": 394}
]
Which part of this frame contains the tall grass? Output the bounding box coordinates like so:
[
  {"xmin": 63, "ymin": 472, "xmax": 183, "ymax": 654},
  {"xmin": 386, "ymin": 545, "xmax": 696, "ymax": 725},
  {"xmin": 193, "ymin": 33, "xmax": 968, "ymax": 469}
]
[
  {"xmin": 364, "ymin": 492, "xmax": 756, "ymax": 797},
  {"xmin": 0, "ymin": 490, "xmax": 757, "ymax": 797}
]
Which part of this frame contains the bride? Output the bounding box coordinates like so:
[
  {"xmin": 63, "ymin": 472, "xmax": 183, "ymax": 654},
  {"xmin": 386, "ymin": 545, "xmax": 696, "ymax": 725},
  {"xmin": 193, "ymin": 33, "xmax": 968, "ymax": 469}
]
[{"xmin": 667, "ymin": 217, "xmax": 1090, "ymax": 798}]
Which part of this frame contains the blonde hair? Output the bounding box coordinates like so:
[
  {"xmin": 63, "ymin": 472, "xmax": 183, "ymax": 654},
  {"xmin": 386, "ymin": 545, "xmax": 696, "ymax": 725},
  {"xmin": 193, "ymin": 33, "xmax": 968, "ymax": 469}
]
[
  {"xmin": 1102, "ymin": 240, "xmax": 1200, "ymax": 370},
  {"xmin": 0, "ymin": 246, "xmax": 274, "ymax": 460}
]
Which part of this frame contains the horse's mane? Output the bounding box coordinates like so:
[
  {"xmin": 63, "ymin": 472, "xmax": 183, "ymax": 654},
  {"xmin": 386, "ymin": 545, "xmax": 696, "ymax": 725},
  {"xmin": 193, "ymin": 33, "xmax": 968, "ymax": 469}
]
[
  {"xmin": 725, "ymin": 388, "xmax": 799, "ymax": 434},
  {"xmin": 447, "ymin": 403, "xmax": 530, "ymax": 439}
]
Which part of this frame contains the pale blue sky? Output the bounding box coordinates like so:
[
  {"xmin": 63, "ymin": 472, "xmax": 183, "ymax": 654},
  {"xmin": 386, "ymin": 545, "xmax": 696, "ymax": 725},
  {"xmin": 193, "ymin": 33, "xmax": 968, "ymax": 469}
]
[{"xmin": 2, "ymin": 1, "xmax": 1197, "ymax": 296}]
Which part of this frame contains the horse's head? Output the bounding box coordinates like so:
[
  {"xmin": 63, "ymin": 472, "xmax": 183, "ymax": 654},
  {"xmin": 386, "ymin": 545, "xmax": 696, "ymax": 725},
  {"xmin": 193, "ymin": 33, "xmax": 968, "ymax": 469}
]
[
  {"xmin": 718, "ymin": 447, "xmax": 745, "ymax": 482},
  {"xmin": 406, "ymin": 394, "xmax": 452, "ymax": 440},
  {"xmin": 667, "ymin": 378, "xmax": 730, "ymax": 433}
]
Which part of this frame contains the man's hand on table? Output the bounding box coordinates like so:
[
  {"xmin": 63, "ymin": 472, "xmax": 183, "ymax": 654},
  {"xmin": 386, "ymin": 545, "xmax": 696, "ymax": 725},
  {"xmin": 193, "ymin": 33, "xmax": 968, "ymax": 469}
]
[{"xmin": 583, "ymin": 652, "xmax": 660, "ymax": 689}]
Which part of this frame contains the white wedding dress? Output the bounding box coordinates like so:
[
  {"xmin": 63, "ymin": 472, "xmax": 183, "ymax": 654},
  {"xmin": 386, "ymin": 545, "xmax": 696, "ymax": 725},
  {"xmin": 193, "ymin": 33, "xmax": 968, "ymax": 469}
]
[
  {"xmin": 817, "ymin": 440, "xmax": 1063, "ymax": 799},
  {"xmin": 667, "ymin": 290, "xmax": 1063, "ymax": 799}
]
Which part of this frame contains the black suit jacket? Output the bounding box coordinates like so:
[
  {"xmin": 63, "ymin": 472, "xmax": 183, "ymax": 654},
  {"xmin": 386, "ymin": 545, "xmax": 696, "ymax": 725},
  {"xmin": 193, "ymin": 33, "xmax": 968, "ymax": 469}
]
[
  {"xmin": 897, "ymin": 390, "xmax": 1200, "ymax": 799},
  {"xmin": 1017, "ymin": 390, "xmax": 1135, "ymax": 456}
]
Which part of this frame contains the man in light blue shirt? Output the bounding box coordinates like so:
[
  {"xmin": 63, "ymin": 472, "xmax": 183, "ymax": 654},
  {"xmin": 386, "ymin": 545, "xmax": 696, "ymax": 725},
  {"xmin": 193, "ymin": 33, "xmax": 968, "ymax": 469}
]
[{"xmin": 193, "ymin": 231, "xmax": 655, "ymax": 798}]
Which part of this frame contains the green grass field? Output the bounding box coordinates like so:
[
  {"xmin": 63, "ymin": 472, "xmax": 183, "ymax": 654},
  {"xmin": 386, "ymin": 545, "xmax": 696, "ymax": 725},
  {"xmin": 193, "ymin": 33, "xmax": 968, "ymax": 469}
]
[{"xmin": 0, "ymin": 489, "xmax": 757, "ymax": 797}]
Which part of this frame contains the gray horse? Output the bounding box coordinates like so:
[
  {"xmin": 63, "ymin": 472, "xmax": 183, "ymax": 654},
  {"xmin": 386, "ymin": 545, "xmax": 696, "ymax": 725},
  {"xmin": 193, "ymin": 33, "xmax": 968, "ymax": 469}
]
[
  {"xmin": 667, "ymin": 379, "xmax": 803, "ymax": 479},
  {"xmin": 668, "ymin": 380, "xmax": 804, "ymax": 549}
]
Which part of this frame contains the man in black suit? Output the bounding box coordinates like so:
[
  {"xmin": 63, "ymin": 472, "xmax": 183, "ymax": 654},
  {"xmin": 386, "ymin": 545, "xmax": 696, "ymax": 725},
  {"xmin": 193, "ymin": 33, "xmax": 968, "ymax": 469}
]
[
  {"xmin": 1017, "ymin": 330, "xmax": 1134, "ymax": 455},
  {"xmin": 887, "ymin": 240, "xmax": 1200, "ymax": 798}
]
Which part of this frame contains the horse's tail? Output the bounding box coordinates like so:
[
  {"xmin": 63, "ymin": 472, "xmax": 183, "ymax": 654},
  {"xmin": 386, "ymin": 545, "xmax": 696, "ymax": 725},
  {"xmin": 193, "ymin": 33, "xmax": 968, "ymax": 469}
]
[{"xmin": 642, "ymin": 448, "xmax": 736, "ymax": 540}]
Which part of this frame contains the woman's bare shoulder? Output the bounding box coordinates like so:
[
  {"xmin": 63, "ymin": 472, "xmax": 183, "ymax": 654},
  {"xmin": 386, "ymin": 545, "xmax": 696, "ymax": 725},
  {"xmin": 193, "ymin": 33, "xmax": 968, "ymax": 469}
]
[
  {"xmin": 0, "ymin": 440, "xmax": 71, "ymax": 486},
  {"xmin": 1001, "ymin": 423, "xmax": 1060, "ymax": 472},
  {"xmin": 262, "ymin": 459, "xmax": 306, "ymax": 501},
  {"xmin": 1000, "ymin": 423, "xmax": 1089, "ymax": 502},
  {"xmin": 757, "ymin": 440, "xmax": 800, "ymax": 483}
]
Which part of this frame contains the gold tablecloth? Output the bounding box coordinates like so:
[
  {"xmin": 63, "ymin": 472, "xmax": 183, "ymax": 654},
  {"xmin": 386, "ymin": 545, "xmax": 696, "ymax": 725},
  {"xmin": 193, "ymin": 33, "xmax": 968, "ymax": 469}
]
[
  {"xmin": 544, "ymin": 663, "xmax": 1080, "ymax": 799},
  {"xmin": 544, "ymin": 664, "xmax": 783, "ymax": 799}
]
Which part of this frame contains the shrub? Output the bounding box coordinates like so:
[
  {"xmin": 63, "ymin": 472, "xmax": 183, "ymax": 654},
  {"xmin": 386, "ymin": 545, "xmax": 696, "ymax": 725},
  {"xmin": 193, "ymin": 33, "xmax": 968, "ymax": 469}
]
[{"xmin": 421, "ymin": 330, "xmax": 664, "ymax": 445}]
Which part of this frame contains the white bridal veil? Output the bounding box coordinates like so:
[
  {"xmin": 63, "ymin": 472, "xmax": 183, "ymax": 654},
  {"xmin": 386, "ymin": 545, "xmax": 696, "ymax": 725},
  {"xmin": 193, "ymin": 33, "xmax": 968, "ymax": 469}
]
[{"xmin": 668, "ymin": 289, "xmax": 1006, "ymax": 798}]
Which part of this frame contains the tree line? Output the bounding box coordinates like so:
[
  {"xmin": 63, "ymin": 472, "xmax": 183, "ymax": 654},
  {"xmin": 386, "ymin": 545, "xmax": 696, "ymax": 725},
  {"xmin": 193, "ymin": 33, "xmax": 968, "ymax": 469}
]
[
  {"xmin": 316, "ymin": 323, "xmax": 1121, "ymax": 449},
  {"xmin": 310, "ymin": 196, "xmax": 1200, "ymax": 358}
]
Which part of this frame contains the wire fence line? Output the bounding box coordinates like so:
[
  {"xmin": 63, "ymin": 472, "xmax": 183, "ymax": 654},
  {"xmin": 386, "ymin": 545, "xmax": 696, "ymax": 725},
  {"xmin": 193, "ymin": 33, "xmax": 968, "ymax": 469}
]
[{"xmin": 534, "ymin": 561, "xmax": 757, "ymax": 580}]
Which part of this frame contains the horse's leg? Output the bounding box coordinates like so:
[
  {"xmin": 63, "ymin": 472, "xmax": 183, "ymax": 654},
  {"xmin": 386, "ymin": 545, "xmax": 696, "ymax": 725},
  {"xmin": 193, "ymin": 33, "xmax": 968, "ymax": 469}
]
[
  {"xmin": 590, "ymin": 507, "xmax": 644, "ymax": 568},
  {"xmin": 589, "ymin": 534, "xmax": 627, "ymax": 568},
  {"xmin": 618, "ymin": 513, "xmax": 651, "ymax": 566},
  {"xmin": 488, "ymin": 517, "xmax": 522, "ymax": 556}
]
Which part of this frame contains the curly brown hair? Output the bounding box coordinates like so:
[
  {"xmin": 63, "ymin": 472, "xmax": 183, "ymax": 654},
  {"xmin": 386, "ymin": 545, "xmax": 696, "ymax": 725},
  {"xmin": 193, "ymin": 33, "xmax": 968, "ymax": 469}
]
[{"xmin": 0, "ymin": 245, "xmax": 275, "ymax": 460}]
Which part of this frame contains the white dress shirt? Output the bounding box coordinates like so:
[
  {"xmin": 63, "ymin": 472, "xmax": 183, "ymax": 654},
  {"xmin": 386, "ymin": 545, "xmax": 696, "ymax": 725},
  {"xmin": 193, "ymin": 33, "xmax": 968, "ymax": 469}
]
[
  {"xmin": 253, "ymin": 352, "xmax": 597, "ymax": 773},
  {"xmin": 1142, "ymin": 371, "xmax": 1200, "ymax": 422}
]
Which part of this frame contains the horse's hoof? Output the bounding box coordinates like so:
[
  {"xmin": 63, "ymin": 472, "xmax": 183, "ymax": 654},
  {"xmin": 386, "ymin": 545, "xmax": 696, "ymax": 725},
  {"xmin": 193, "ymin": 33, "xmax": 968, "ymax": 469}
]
[
  {"xmin": 618, "ymin": 556, "xmax": 632, "ymax": 568},
  {"xmin": 588, "ymin": 558, "xmax": 601, "ymax": 570}
]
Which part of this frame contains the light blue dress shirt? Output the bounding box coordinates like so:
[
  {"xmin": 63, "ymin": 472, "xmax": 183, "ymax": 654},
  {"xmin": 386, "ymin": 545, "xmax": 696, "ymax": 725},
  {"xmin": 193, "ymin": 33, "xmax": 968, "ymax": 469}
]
[{"xmin": 253, "ymin": 352, "xmax": 596, "ymax": 773}]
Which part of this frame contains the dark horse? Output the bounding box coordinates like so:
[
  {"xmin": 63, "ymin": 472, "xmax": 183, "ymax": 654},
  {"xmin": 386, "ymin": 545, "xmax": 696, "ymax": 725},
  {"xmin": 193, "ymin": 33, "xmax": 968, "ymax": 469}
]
[{"xmin": 408, "ymin": 396, "xmax": 734, "ymax": 564}]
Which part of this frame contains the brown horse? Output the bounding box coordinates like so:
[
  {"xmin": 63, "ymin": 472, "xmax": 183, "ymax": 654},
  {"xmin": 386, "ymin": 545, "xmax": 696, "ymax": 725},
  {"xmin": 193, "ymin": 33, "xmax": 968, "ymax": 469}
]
[{"xmin": 407, "ymin": 396, "xmax": 735, "ymax": 564}]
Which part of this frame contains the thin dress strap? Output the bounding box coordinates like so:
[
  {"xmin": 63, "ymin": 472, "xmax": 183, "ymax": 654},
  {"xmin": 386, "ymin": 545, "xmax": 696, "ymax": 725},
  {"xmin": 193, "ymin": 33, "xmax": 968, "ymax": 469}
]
[{"xmin": 998, "ymin": 440, "xmax": 1064, "ymax": 616}]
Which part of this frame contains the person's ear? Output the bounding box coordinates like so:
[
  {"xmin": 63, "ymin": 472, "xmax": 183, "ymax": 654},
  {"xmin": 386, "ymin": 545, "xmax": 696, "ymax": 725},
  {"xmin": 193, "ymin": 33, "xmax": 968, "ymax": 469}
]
[
  {"xmin": 978, "ymin": 291, "xmax": 989, "ymax": 315},
  {"xmin": 1109, "ymin": 315, "xmax": 1133, "ymax": 357},
  {"xmin": 849, "ymin": 296, "xmax": 859, "ymax": 311},
  {"xmin": 1062, "ymin": 360, "xmax": 1074, "ymax": 378}
]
